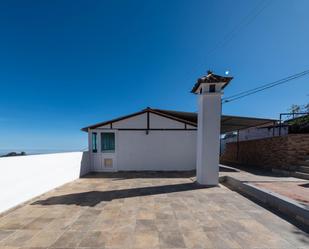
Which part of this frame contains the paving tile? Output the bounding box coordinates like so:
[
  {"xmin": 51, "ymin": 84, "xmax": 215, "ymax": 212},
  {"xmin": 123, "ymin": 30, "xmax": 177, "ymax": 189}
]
[
  {"xmin": 155, "ymin": 219, "xmax": 180, "ymax": 232},
  {"xmin": 182, "ymin": 228, "xmax": 214, "ymax": 249},
  {"xmin": 0, "ymin": 171, "xmax": 307, "ymax": 249},
  {"xmin": 50, "ymin": 230, "xmax": 84, "ymax": 248},
  {"xmin": 0, "ymin": 230, "xmax": 15, "ymax": 241},
  {"xmin": 23, "ymin": 217, "xmax": 54, "ymax": 230},
  {"xmin": 78, "ymin": 231, "xmax": 106, "ymax": 247},
  {"xmin": 205, "ymin": 231, "xmax": 242, "ymax": 249},
  {"xmin": 112, "ymin": 218, "xmax": 135, "ymax": 232},
  {"xmin": 24, "ymin": 229, "xmax": 64, "ymax": 247},
  {"xmin": 1, "ymin": 246, "xmax": 23, "ymax": 249},
  {"xmin": 90, "ymin": 218, "xmax": 115, "ymax": 232},
  {"xmin": 135, "ymin": 219, "xmax": 156, "ymax": 232},
  {"xmin": 159, "ymin": 231, "xmax": 186, "ymax": 248},
  {"xmin": 105, "ymin": 230, "xmax": 133, "ymax": 248},
  {"xmin": 133, "ymin": 230, "xmax": 159, "ymax": 249},
  {"xmin": 178, "ymin": 219, "xmax": 201, "ymax": 233},
  {"xmin": 0, "ymin": 229, "xmax": 37, "ymax": 247},
  {"xmin": 136, "ymin": 209, "xmax": 156, "ymax": 220},
  {"xmin": 0, "ymin": 217, "xmax": 35, "ymax": 230},
  {"xmin": 44, "ymin": 217, "xmax": 76, "ymax": 230},
  {"xmin": 21, "ymin": 247, "xmax": 50, "ymax": 249}
]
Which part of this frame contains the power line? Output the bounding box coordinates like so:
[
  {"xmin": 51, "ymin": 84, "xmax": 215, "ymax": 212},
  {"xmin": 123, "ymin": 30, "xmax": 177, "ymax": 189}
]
[
  {"xmin": 222, "ymin": 69, "xmax": 309, "ymax": 104},
  {"xmin": 223, "ymin": 70, "xmax": 309, "ymax": 100},
  {"xmin": 182, "ymin": 1, "xmax": 272, "ymax": 88},
  {"xmin": 206, "ymin": 0, "xmax": 271, "ymax": 58}
]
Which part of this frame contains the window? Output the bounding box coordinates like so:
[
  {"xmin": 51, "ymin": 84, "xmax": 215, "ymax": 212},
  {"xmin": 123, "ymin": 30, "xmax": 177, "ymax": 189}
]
[
  {"xmin": 209, "ymin": 84, "xmax": 216, "ymax": 93},
  {"xmin": 101, "ymin": 133, "xmax": 115, "ymax": 153},
  {"xmin": 92, "ymin": 132, "xmax": 97, "ymax": 153}
]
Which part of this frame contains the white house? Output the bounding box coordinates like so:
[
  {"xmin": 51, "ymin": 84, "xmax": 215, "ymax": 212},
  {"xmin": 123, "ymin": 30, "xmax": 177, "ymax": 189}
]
[
  {"xmin": 82, "ymin": 72, "xmax": 275, "ymax": 177},
  {"xmin": 82, "ymin": 108, "xmax": 274, "ymax": 172},
  {"xmin": 82, "ymin": 108, "xmax": 197, "ymax": 172}
]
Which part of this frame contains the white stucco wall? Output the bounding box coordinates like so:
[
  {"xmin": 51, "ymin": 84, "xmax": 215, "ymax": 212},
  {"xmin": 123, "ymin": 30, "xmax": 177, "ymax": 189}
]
[
  {"xmin": 112, "ymin": 113, "xmax": 147, "ymax": 129},
  {"xmin": 0, "ymin": 152, "xmax": 90, "ymax": 214},
  {"xmin": 238, "ymin": 126, "xmax": 288, "ymax": 141},
  {"xmin": 89, "ymin": 112, "xmax": 197, "ymax": 171},
  {"xmin": 117, "ymin": 130, "xmax": 196, "ymax": 171},
  {"xmin": 149, "ymin": 113, "xmax": 185, "ymax": 129}
]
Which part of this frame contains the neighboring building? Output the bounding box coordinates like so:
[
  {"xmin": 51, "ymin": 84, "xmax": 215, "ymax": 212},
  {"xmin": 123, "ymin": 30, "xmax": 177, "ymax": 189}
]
[
  {"xmin": 222, "ymin": 114, "xmax": 309, "ymax": 146},
  {"xmin": 221, "ymin": 114, "xmax": 308, "ymax": 154},
  {"xmin": 82, "ymin": 108, "xmax": 273, "ymax": 172},
  {"xmin": 221, "ymin": 124, "xmax": 288, "ymax": 146}
]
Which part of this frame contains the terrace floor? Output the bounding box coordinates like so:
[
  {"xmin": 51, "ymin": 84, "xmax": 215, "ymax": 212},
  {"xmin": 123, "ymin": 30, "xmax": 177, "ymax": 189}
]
[
  {"xmin": 0, "ymin": 171, "xmax": 308, "ymax": 249},
  {"xmin": 219, "ymin": 164, "xmax": 309, "ymax": 208}
]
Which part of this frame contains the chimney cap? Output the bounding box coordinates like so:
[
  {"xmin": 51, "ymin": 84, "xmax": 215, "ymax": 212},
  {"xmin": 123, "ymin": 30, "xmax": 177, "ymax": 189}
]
[{"xmin": 191, "ymin": 71, "xmax": 233, "ymax": 93}]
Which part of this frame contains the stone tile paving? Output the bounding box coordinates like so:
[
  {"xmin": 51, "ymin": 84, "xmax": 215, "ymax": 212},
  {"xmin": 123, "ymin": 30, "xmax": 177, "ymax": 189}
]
[
  {"xmin": 219, "ymin": 164, "xmax": 308, "ymax": 182},
  {"xmin": 253, "ymin": 182, "xmax": 309, "ymax": 207},
  {"xmin": 0, "ymin": 171, "xmax": 308, "ymax": 249},
  {"xmin": 219, "ymin": 164, "xmax": 309, "ymax": 208}
]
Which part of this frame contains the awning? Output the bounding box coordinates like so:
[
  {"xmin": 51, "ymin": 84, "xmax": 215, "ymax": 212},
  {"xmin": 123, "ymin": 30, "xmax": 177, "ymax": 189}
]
[
  {"xmin": 220, "ymin": 115, "xmax": 276, "ymax": 133},
  {"xmin": 152, "ymin": 109, "xmax": 276, "ymax": 133}
]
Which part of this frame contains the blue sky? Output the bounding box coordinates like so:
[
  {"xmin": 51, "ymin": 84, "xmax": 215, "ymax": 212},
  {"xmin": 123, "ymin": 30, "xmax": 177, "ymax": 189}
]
[{"xmin": 0, "ymin": 0, "xmax": 308, "ymax": 151}]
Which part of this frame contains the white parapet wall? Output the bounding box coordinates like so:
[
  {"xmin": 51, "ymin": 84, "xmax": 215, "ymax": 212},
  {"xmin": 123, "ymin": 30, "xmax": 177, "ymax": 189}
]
[{"xmin": 0, "ymin": 151, "xmax": 90, "ymax": 214}]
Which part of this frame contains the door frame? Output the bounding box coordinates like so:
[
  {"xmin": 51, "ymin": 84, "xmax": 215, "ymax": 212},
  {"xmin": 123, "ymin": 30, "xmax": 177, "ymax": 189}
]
[{"xmin": 89, "ymin": 129, "xmax": 118, "ymax": 172}]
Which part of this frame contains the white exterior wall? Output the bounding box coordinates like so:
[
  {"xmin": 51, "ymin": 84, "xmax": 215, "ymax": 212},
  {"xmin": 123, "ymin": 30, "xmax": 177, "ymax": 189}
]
[
  {"xmin": 222, "ymin": 126, "xmax": 289, "ymax": 144},
  {"xmin": 0, "ymin": 152, "xmax": 90, "ymax": 214},
  {"xmin": 89, "ymin": 112, "xmax": 197, "ymax": 171},
  {"xmin": 117, "ymin": 130, "xmax": 196, "ymax": 171},
  {"xmin": 112, "ymin": 113, "xmax": 147, "ymax": 129},
  {"xmin": 149, "ymin": 113, "xmax": 185, "ymax": 129},
  {"xmin": 238, "ymin": 126, "xmax": 288, "ymax": 141}
]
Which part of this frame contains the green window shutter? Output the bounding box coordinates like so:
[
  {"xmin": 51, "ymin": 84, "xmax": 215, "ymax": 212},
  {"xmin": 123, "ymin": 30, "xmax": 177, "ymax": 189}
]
[
  {"xmin": 101, "ymin": 133, "xmax": 115, "ymax": 152},
  {"xmin": 92, "ymin": 132, "xmax": 97, "ymax": 153}
]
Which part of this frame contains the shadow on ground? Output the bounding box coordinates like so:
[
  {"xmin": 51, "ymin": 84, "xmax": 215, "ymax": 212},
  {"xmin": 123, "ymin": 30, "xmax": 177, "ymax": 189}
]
[
  {"xmin": 82, "ymin": 171, "xmax": 196, "ymax": 180},
  {"xmin": 31, "ymin": 182, "xmax": 215, "ymax": 207},
  {"xmin": 82, "ymin": 167, "xmax": 238, "ymax": 181},
  {"xmin": 299, "ymin": 183, "xmax": 309, "ymax": 188}
]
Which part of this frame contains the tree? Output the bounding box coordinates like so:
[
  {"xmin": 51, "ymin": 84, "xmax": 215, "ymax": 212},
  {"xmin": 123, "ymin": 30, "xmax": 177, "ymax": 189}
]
[
  {"xmin": 288, "ymin": 104, "xmax": 301, "ymax": 118},
  {"xmin": 303, "ymin": 103, "xmax": 309, "ymax": 113}
]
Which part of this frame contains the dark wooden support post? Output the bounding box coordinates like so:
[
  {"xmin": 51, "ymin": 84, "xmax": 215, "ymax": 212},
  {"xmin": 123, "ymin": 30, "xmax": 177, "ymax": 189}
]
[
  {"xmin": 219, "ymin": 135, "xmax": 222, "ymax": 156},
  {"xmin": 279, "ymin": 113, "xmax": 282, "ymax": 136},
  {"xmin": 146, "ymin": 111, "xmax": 150, "ymax": 135},
  {"xmin": 273, "ymin": 121, "xmax": 275, "ymax": 137},
  {"xmin": 236, "ymin": 130, "xmax": 240, "ymax": 161}
]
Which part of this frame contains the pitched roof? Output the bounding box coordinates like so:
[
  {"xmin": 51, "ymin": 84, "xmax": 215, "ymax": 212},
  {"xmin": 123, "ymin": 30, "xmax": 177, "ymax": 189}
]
[
  {"xmin": 153, "ymin": 109, "xmax": 276, "ymax": 132},
  {"xmin": 191, "ymin": 71, "xmax": 233, "ymax": 93},
  {"xmin": 81, "ymin": 107, "xmax": 276, "ymax": 133}
]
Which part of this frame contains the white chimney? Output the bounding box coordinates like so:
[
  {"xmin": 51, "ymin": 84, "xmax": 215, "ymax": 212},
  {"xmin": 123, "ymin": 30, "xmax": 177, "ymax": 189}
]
[{"xmin": 191, "ymin": 71, "xmax": 232, "ymax": 185}]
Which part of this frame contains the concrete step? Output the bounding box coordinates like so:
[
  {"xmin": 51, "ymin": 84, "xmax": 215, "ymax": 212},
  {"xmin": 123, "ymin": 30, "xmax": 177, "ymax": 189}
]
[
  {"xmin": 298, "ymin": 160, "xmax": 309, "ymax": 166},
  {"xmin": 293, "ymin": 171, "xmax": 309, "ymax": 180},
  {"xmin": 298, "ymin": 166, "xmax": 309, "ymax": 174}
]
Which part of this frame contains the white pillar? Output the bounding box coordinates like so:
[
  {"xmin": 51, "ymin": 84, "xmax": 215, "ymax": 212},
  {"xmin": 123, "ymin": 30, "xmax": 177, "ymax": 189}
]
[{"xmin": 196, "ymin": 92, "xmax": 222, "ymax": 185}]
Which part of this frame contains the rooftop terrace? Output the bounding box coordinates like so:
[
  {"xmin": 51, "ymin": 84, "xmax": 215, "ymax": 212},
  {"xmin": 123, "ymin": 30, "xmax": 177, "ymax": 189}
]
[{"xmin": 0, "ymin": 171, "xmax": 308, "ymax": 249}]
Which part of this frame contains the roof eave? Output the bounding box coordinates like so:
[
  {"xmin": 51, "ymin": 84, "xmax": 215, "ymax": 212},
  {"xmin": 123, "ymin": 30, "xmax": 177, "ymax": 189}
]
[
  {"xmin": 190, "ymin": 77, "xmax": 233, "ymax": 94},
  {"xmin": 81, "ymin": 108, "xmax": 198, "ymax": 132}
]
